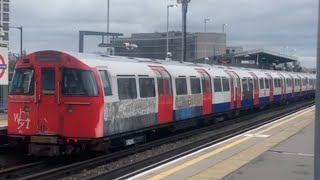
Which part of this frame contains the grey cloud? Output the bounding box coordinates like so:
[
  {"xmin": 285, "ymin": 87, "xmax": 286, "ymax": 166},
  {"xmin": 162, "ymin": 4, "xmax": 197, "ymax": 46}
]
[{"xmin": 8, "ymin": 0, "xmax": 317, "ymax": 67}]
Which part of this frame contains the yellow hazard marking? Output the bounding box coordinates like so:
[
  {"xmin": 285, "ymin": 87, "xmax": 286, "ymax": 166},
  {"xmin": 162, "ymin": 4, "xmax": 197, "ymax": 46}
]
[{"xmin": 147, "ymin": 107, "xmax": 314, "ymax": 180}]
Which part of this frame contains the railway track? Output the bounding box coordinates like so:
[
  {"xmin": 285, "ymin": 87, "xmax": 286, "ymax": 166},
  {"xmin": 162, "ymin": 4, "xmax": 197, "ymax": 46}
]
[
  {"xmin": 0, "ymin": 162, "xmax": 45, "ymax": 180},
  {"xmin": 0, "ymin": 100, "xmax": 314, "ymax": 180}
]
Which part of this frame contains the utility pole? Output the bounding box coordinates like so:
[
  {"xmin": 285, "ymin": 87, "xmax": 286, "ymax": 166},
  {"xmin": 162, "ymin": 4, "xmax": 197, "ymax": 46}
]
[
  {"xmin": 107, "ymin": 0, "xmax": 110, "ymax": 35},
  {"xmin": 167, "ymin": 4, "xmax": 178, "ymax": 59},
  {"xmin": 315, "ymin": 0, "xmax": 320, "ymax": 178},
  {"xmin": 177, "ymin": 0, "xmax": 190, "ymax": 63}
]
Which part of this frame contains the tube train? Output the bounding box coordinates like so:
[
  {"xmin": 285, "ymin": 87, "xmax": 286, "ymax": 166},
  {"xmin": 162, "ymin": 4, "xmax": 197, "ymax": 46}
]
[{"xmin": 7, "ymin": 50, "xmax": 315, "ymax": 156}]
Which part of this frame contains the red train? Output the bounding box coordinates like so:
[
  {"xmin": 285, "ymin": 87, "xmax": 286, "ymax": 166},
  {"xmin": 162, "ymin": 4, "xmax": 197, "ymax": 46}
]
[{"xmin": 8, "ymin": 50, "xmax": 315, "ymax": 156}]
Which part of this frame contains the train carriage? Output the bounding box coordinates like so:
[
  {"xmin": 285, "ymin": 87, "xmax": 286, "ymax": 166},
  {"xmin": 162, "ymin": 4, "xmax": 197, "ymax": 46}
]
[
  {"xmin": 164, "ymin": 65, "xmax": 203, "ymax": 121},
  {"xmin": 208, "ymin": 68, "xmax": 231, "ymax": 114},
  {"xmin": 7, "ymin": 50, "xmax": 315, "ymax": 156}
]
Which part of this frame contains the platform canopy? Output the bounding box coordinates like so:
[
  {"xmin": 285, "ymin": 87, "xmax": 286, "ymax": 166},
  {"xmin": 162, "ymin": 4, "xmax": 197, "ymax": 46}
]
[{"xmin": 234, "ymin": 48, "xmax": 298, "ymax": 65}]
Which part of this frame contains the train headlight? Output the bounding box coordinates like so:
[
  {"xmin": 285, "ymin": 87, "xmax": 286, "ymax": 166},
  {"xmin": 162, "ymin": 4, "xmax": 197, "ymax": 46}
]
[
  {"xmin": 67, "ymin": 105, "xmax": 73, "ymax": 113},
  {"xmin": 24, "ymin": 106, "xmax": 30, "ymax": 112}
]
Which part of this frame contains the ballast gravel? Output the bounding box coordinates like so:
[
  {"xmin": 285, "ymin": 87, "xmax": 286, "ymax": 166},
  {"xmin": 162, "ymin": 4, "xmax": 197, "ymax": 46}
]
[{"xmin": 60, "ymin": 103, "xmax": 307, "ymax": 180}]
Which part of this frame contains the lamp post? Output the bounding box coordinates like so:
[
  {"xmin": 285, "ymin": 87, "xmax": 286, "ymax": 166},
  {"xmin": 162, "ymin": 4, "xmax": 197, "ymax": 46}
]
[
  {"xmin": 204, "ymin": 18, "xmax": 214, "ymax": 32},
  {"xmin": 166, "ymin": 4, "xmax": 178, "ymax": 59},
  {"xmin": 177, "ymin": 0, "xmax": 191, "ymax": 63},
  {"xmin": 10, "ymin": 26, "xmax": 23, "ymax": 58},
  {"xmin": 204, "ymin": 18, "xmax": 213, "ymax": 59},
  {"xmin": 107, "ymin": 0, "xmax": 110, "ymax": 35},
  {"xmin": 222, "ymin": 23, "xmax": 228, "ymax": 33}
]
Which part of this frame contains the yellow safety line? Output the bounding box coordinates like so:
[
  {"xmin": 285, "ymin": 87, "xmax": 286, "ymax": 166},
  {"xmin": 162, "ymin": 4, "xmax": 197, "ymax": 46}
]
[{"xmin": 147, "ymin": 107, "xmax": 314, "ymax": 180}]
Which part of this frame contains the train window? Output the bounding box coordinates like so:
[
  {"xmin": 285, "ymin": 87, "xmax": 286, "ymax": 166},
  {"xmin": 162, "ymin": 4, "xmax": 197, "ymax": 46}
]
[
  {"xmin": 139, "ymin": 78, "xmax": 155, "ymax": 98},
  {"xmin": 191, "ymin": 78, "xmax": 201, "ymax": 94},
  {"xmin": 290, "ymin": 79, "xmax": 292, "ymax": 86},
  {"xmin": 176, "ymin": 78, "xmax": 188, "ymax": 95},
  {"xmin": 242, "ymin": 78, "xmax": 248, "ymax": 92},
  {"xmin": 275, "ymin": 78, "xmax": 279, "ymax": 88},
  {"xmin": 201, "ymin": 78, "xmax": 205, "ymax": 93},
  {"xmin": 201, "ymin": 77, "xmax": 211, "ymax": 93},
  {"xmin": 259, "ymin": 78, "xmax": 264, "ymax": 89},
  {"xmin": 62, "ymin": 68, "xmax": 98, "ymax": 96},
  {"xmin": 279, "ymin": 79, "xmax": 281, "ymax": 87},
  {"xmin": 157, "ymin": 78, "xmax": 164, "ymax": 96},
  {"xmin": 118, "ymin": 78, "xmax": 137, "ymax": 100},
  {"xmin": 265, "ymin": 78, "xmax": 269, "ymax": 88},
  {"xmin": 42, "ymin": 68, "xmax": 55, "ymax": 95},
  {"xmin": 165, "ymin": 78, "xmax": 172, "ymax": 96},
  {"xmin": 222, "ymin": 77, "xmax": 230, "ymax": 92},
  {"xmin": 214, "ymin": 77, "xmax": 222, "ymax": 92},
  {"xmin": 248, "ymin": 78, "xmax": 253, "ymax": 91},
  {"xmin": 9, "ymin": 69, "xmax": 34, "ymax": 95},
  {"xmin": 98, "ymin": 70, "xmax": 112, "ymax": 96}
]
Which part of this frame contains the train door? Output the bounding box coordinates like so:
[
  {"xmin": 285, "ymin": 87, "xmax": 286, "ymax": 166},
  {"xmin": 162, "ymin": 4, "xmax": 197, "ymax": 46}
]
[
  {"xmin": 298, "ymin": 76, "xmax": 302, "ymax": 96},
  {"xmin": 265, "ymin": 73, "xmax": 274, "ymax": 102},
  {"xmin": 228, "ymin": 71, "xmax": 241, "ymax": 109},
  {"xmin": 249, "ymin": 72, "xmax": 259, "ymax": 106},
  {"xmin": 224, "ymin": 71, "xmax": 235, "ymax": 110},
  {"xmin": 278, "ymin": 74, "xmax": 286, "ymax": 100},
  {"xmin": 35, "ymin": 65, "xmax": 61, "ymax": 135},
  {"xmin": 196, "ymin": 69, "xmax": 212, "ymax": 115},
  {"xmin": 289, "ymin": 75, "xmax": 294, "ymax": 97},
  {"xmin": 150, "ymin": 66, "xmax": 173, "ymax": 124}
]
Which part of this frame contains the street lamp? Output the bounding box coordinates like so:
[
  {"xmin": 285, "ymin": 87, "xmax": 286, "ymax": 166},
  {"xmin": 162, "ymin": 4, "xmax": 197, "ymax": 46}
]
[
  {"xmin": 204, "ymin": 18, "xmax": 214, "ymax": 32},
  {"xmin": 204, "ymin": 18, "xmax": 213, "ymax": 60},
  {"xmin": 166, "ymin": 4, "xmax": 178, "ymax": 59},
  {"xmin": 10, "ymin": 26, "xmax": 23, "ymax": 58},
  {"xmin": 222, "ymin": 23, "xmax": 228, "ymax": 33}
]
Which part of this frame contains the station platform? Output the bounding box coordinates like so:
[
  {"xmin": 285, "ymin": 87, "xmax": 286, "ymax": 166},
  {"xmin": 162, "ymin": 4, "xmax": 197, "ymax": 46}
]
[
  {"xmin": 130, "ymin": 106, "xmax": 315, "ymax": 180},
  {"xmin": 0, "ymin": 113, "xmax": 7, "ymax": 130}
]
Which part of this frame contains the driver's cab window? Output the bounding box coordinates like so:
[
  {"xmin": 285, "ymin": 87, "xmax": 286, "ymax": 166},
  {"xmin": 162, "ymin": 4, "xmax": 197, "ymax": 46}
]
[{"xmin": 42, "ymin": 68, "xmax": 55, "ymax": 95}]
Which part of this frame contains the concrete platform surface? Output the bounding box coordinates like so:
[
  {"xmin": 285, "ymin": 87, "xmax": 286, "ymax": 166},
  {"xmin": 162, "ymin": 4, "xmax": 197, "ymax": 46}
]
[
  {"xmin": 0, "ymin": 112, "xmax": 7, "ymax": 127},
  {"xmin": 130, "ymin": 106, "xmax": 315, "ymax": 180},
  {"xmin": 225, "ymin": 122, "xmax": 314, "ymax": 180}
]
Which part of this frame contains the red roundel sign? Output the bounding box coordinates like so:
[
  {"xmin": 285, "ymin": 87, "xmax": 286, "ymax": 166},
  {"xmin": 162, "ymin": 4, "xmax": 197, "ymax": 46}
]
[{"xmin": 0, "ymin": 55, "xmax": 7, "ymax": 79}]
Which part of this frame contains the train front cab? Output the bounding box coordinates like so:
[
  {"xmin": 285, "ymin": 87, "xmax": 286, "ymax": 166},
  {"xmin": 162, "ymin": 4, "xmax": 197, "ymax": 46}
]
[{"xmin": 8, "ymin": 51, "xmax": 104, "ymax": 156}]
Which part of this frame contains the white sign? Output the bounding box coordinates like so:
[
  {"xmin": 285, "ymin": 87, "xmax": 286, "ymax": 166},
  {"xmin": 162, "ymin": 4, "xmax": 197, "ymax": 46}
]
[
  {"xmin": 241, "ymin": 60, "xmax": 256, "ymax": 64},
  {"xmin": 0, "ymin": 43, "xmax": 8, "ymax": 85}
]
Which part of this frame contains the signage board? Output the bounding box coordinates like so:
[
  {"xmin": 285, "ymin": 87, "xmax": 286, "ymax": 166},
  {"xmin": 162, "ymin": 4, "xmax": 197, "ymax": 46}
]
[{"xmin": 0, "ymin": 43, "xmax": 8, "ymax": 85}]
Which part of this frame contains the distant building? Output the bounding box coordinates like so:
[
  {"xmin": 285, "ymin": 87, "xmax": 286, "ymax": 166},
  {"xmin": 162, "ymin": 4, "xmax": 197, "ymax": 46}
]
[
  {"xmin": 113, "ymin": 32, "xmax": 226, "ymax": 61},
  {"xmin": 0, "ymin": 0, "xmax": 9, "ymax": 42},
  {"xmin": 226, "ymin": 46, "xmax": 243, "ymax": 55}
]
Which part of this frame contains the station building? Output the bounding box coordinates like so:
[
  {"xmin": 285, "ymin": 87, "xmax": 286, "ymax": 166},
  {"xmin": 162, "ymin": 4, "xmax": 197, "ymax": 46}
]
[
  {"xmin": 0, "ymin": 0, "xmax": 9, "ymax": 42},
  {"xmin": 113, "ymin": 32, "xmax": 227, "ymax": 61},
  {"xmin": 207, "ymin": 49, "xmax": 300, "ymax": 71}
]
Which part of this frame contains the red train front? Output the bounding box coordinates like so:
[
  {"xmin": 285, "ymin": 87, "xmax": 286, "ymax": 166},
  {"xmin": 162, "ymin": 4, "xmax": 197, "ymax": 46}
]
[{"xmin": 8, "ymin": 51, "xmax": 104, "ymax": 156}]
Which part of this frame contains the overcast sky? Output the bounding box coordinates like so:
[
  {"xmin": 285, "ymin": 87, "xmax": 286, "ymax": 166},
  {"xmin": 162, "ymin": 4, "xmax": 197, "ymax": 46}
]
[{"xmin": 9, "ymin": 0, "xmax": 317, "ymax": 67}]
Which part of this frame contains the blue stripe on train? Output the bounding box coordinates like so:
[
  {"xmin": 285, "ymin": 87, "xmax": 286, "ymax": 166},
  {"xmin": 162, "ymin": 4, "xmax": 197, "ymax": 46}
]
[
  {"xmin": 241, "ymin": 99, "xmax": 253, "ymax": 109},
  {"xmin": 212, "ymin": 102, "xmax": 230, "ymax": 114},
  {"xmin": 174, "ymin": 106, "xmax": 202, "ymax": 121},
  {"xmin": 259, "ymin": 97, "xmax": 269, "ymax": 104},
  {"xmin": 286, "ymin": 93, "xmax": 293, "ymax": 99},
  {"xmin": 274, "ymin": 95, "xmax": 282, "ymax": 101}
]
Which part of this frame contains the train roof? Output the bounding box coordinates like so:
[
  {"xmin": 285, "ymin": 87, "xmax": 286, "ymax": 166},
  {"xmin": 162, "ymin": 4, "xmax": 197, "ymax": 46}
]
[{"xmin": 29, "ymin": 51, "xmax": 315, "ymax": 78}]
